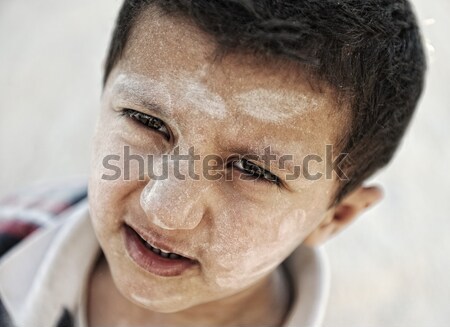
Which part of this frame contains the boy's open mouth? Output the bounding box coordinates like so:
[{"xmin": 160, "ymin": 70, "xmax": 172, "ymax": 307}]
[
  {"xmin": 123, "ymin": 223, "xmax": 199, "ymax": 277},
  {"xmin": 131, "ymin": 225, "xmax": 187, "ymax": 260}
]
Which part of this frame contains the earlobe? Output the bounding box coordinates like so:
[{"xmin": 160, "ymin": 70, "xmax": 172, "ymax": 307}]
[{"xmin": 302, "ymin": 185, "xmax": 383, "ymax": 247}]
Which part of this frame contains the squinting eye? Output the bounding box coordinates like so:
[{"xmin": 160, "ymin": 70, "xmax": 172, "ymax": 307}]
[
  {"xmin": 121, "ymin": 108, "xmax": 170, "ymax": 140},
  {"xmin": 232, "ymin": 158, "xmax": 281, "ymax": 187}
]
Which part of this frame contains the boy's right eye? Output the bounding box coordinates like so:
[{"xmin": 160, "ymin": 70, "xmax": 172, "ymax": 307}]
[{"xmin": 120, "ymin": 108, "xmax": 171, "ymax": 140}]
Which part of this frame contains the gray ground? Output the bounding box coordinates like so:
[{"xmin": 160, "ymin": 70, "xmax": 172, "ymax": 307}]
[{"xmin": 0, "ymin": 1, "xmax": 448, "ymax": 326}]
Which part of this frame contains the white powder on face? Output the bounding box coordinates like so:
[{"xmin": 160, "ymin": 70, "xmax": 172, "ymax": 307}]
[
  {"xmin": 110, "ymin": 70, "xmax": 227, "ymax": 120},
  {"xmin": 111, "ymin": 70, "xmax": 321, "ymax": 127},
  {"xmin": 131, "ymin": 291, "xmax": 185, "ymax": 311},
  {"xmin": 191, "ymin": 192, "xmax": 305, "ymax": 291},
  {"xmin": 231, "ymin": 88, "xmax": 321, "ymax": 123},
  {"xmin": 177, "ymin": 74, "xmax": 227, "ymax": 119},
  {"xmin": 112, "ymin": 68, "xmax": 323, "ymax": 126},
  {"xmin": 131, "ymin": 292, "xmax": 153, "ymax": 307},
  {"xmin": 277, "ymin": 208, "xmax": 306, "ymax": 240},
  {"xmin": 112, "ymin": 73, "xmax": 173, "ymax": 114},
  {"xmin": 212, "ymin": 249, "xmax": 283, "ymax": 289}
]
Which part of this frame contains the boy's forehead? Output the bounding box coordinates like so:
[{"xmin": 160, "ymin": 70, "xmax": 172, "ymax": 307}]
[
  {"xmin": 115, "ymin": 8, "xmax": 347, "ymax": 151},
  {"xmin": 122, "ymin": 8, "xmax": 333, "ymax": 100}
]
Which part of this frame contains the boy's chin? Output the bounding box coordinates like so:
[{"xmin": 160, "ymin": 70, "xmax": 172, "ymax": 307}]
[{"xmin": 127, "ymin": 293, "xmax": 198, "ymax": 314}]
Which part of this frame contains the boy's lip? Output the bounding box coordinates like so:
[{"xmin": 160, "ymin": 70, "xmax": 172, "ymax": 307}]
[{"xmin": 124, "ymin": 222, "xmax": 198, "ymax": 262}]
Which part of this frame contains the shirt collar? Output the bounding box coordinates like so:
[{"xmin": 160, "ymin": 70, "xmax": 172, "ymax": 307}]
[
  {"xmin": 0, "ymin": 199, "xmax": 100, "ymax": 327},
  {"xmin": 282, "ymin": 244, "xmax": 330, "ymax": 327}
]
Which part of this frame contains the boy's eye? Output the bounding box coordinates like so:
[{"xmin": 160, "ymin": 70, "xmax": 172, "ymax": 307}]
[
  {"xmin": 121, "ymin": 108, "xmax": 170, "ymax": 140},
  {"xmin": 232, "ymin": 158, "xmax": 281, "ymax": 187}
]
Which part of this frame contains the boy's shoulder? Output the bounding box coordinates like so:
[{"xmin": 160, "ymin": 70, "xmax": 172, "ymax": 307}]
[
  {"xmin": 0, "ymin": 178, "xmax": 88, "ymax": 259},
  {"xmin": 0, "ymin": 178, "xmax": 91, "ymax": 327}
]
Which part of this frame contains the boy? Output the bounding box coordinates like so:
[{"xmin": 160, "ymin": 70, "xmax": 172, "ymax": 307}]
[{"xmin": 0, "ymin": 0, "xmax": 425, "ymax": 326}]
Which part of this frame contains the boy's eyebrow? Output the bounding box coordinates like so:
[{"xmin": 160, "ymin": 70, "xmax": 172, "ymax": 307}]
[
  {"xmin": 112, "ymin": 87, "xmax": 171, "ymax": 119},
  {"xmin": 111, "ymin": 73, "xmax": 173, "ymax": 116}
]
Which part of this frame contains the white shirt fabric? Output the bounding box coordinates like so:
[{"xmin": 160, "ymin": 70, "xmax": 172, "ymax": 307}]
[{"xmin": 0, "ymin": 199, "xmax": 330, "ymax": 327}]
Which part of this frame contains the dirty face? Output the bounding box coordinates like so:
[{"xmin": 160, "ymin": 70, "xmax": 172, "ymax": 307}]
[{"xmin": 88, "ymin": 8, "xmax": 346, "ymax": 313}]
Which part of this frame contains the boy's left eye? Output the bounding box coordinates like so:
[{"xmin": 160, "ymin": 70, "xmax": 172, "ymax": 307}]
[
  {"xmin": 120, "ymin": 108, "xmax": 171, "ymax": 140},
  {"xmin": 232, "ymin": 158, "xmax": 282, "ymax": 187}
]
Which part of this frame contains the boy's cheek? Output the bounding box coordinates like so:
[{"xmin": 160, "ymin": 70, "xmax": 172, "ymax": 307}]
[{"xmin": 90, "ymin": 127, "xmax": 160, "ymax": 183}]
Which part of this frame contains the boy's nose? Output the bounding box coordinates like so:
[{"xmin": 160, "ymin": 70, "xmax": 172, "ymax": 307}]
[{"xmin": 139, "ymin": 175, "xmax": 209, "ymax": 230}]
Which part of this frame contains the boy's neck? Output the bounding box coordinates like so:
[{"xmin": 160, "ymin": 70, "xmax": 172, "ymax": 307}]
[{"xmin": 87, "ymin": 253, "xmax": 291, "ymax": 327}]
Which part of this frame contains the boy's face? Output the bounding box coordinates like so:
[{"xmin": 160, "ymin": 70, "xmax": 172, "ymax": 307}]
[{"xmin": 88, "ymin": 10, "xmax": 346, "ymax": 312}]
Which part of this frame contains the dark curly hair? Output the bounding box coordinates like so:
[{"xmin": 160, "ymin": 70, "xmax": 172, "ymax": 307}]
[{"xmin": 103, "ymin": 0, "xmax": 426, "ymax": 206}]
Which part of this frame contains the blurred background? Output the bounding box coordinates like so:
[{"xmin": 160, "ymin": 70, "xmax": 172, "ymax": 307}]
[{"xmin": 0, "ymin": 0, "xmax": 448, "ymax": 326}]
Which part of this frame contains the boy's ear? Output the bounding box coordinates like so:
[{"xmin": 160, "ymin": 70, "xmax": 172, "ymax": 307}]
[{"xmin": 302, "ymin": 185, "xmax": 383, "ymax": 247}]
